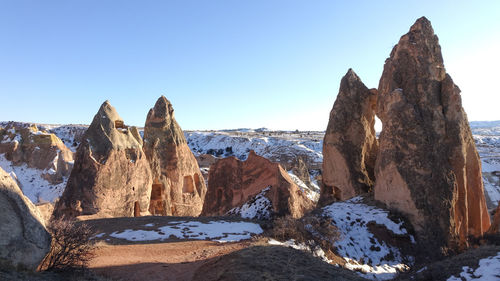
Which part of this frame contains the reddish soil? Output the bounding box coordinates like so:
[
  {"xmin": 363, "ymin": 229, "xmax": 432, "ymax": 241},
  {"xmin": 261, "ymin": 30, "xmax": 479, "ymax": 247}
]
[
  {"xmin": 83, "ymin": 216, "xmax": 258, "ymax": 281},
  {"xmin": 89, "ymin": 240, "xmax": 252, "ymax": 281}
]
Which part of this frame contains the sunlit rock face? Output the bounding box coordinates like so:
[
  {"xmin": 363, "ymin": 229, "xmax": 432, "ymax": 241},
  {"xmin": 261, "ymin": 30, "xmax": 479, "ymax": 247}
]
[
  {"xmin": 202, "ymin": 150, "xmax": 313, "ymax": 218},
  {"xmin": 143, "ymin": 96, "xmax": 207, "ymax": 216},
  {"xmin": 54, "ymin": 101, "xmax": 152, "ymax": 219},
  {"xmin": 375, "ymin": 17, "xmax": 490, "ymax": 251},
  {"xmin": 0, "ymin": 122, "xmax": 74, "ymax": 184},
  {"xmin": 319, "ymin": 69, "xmax": 378, "ymax": 206}
]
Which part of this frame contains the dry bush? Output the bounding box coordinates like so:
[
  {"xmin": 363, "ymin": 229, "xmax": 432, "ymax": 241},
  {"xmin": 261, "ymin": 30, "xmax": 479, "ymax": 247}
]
[
  {"xmin": 39, "ymin": 218, "xmax": 97, "ymax": 271},
  {"xmin": 271, "ymin": 215, "xmax": 339, "ymax": 251}
]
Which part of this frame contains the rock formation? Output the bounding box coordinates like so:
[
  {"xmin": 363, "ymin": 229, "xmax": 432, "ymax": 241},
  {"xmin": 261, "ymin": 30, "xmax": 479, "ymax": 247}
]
[
  {"xmin": 319, "ymin": 69, "xmax": 378, "ymax": 205},
  {"xmin": 202, "ymin": 150, "xmax": 314, "ymax": 218},
  {"xmin": 0, "ymin": 122, "xmax": 74, "ymax": 184},
  {"xmin": 53, "ymin": 101, "xmax": 152, "ymax": 219},
  {"xmin": 0, "ymin": 167, "xmax": 51, "ymax": 270},
  {"xmin": 374, "ymin": 17, "xmax": 490, "ymax": 250},
  {"xmin": 487, "ymin": 203, "xmax": 500, "ymax": 235},
  {"xmin": 292, "ymin": 156, "xmax": 312, "ymax": 187},
  {"xmin": 143, "ymin": 96, "xmax": 207, "ymax": 216}
]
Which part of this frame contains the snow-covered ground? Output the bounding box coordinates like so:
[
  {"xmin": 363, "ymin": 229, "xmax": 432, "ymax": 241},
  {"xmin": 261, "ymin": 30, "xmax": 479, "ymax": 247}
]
[
  {"xmin": 39, "ymin": 124, "xmax": 88, "ymax": 152},
  {"xmin": 447, "ymin": 251, "xmax": 500, "ymax": 281},
  {"xmin": 0, "ymin": 154, "xmax": 66, "ymax": 203},
  {"xmin": 185, "ymin": 131, "xmax": 323, "ymax": 168},
  {"xmin": 106, "ymin": 220, "xmax": 263, "ymax": 243},
  {"xmin": 322, "ymin": 197, "xmax": 414, "ymax": 280},
  {"xmin": 470, "ymin": 121, "xmax": 500, "ymax": 136}
]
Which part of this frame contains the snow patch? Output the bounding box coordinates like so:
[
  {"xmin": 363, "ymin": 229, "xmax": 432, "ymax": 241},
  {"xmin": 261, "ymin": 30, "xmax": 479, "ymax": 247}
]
[
  {"xmin": 447, "ymin": 252, "xmax": 500, "ymax": 281},
  {"xmin": 322, "ymin": 196, "xmax": 414, "ymax": 280},
  {"xmin": 287, "ymin": 170, "xmax": 320, "ymax": 202},
  {"xmin": 227, "ymin": 187, "xmax": 272, "ymax": 220},
  {"xmin": 109, "ymin": 220, "xmax": 263, "ymax": 242},
  {"xmin": 0, "ymin": 154, "xmax": 67, "ymax": 203}
]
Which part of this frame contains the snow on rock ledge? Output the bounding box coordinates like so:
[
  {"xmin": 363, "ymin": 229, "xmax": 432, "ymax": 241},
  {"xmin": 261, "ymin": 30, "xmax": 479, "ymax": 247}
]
[
  {"xmin": 447, "ymin": 252, "xmax": 500, "ymax": 281},
  {"xmin": 227, "ymin": 187, "xmax": 272, "ymax": 220},
  {"xmin": 322, "ymin": 196, "xmax": 415, "ymax": 280}
]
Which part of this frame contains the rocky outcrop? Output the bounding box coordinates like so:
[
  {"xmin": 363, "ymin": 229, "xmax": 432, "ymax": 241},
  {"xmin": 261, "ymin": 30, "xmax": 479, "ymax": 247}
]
[
  {"xmin": 0, "ymin": 122, "xmax": 74, "ymax": 184},
  {"xmin": 143, "ymin": 96, "xmax": 207, "ymax": 216},
  {"xmin": 487, "ymin": 203, "xmax": 500, "ymax": 235},
  {"xmin": 202, "ymin": 150, "xmax": 314, "ymax": 218},
  {"xmin": 374, "ymin": 17, "xmax": 490, "ymax": 250},
  {"xmin": 0, "ymin": 167, "xmax": 51, "ymax": 270},
  {"xmin": 319, "ymin": 69, "xmax": 378, "ymax": 205},
  {"xmin": 292, "ymin": 156, "xmax": 312, "ymax": 187},
  {"xmin": 53, "ymin": 101, "xmax": 152, "ymax": 219}
]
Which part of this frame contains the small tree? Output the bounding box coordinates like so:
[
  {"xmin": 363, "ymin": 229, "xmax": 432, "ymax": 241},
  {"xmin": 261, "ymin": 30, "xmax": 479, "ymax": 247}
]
[{"xmin": 39, "ymin": 218, "xmax": 97, "ymax": 271}]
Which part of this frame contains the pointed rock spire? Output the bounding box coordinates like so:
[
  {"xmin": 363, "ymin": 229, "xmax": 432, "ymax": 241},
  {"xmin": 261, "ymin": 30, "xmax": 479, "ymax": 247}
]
[
  {"xmin": 144, "ymin": 96, "xmax": 207, "ymax": 216},
  {"xmin": 319, "ymin": 69, "xmax": 378, "ymax": 205},
  {"xmin": 54, "ymin": 101, "xmax": 152, "ymax": 219},
  {"xmin": 375, "ymin": 17, "xmax": 490, "ymax": 251}
]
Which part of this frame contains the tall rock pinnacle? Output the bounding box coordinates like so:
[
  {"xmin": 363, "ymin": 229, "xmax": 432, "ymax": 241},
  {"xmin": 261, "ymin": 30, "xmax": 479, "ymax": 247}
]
[
  {"xmin": 54, "ymin": 101, "xmax": 152, "ymax": 219},
  {"xmin": 143, "ymin": 96, "xmax": 207, "ymax": 216},
  {"xmin": 375, "ymin": 16, "xmax": 490, "ymax": 251},
  {"xmin": 319, "ymin": 69, "xmax": 378, "ymax": 205}
]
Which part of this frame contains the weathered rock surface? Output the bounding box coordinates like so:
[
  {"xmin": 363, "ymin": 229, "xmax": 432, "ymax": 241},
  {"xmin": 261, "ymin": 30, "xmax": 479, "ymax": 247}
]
[
  {"xmin": 53, "ymin": 101, "xmax": 152, "ymax": 219},
  {"xmin": 0, "ymin": 167, "xmax": 51, "ymax": 270},
  {"xmin": 319, "ymin": 69, "xmax": 378, "ymax": 205},
  {"xmin": 0, "ymin": 122, "xmax": 74, "ymax": 184},
  {"xmin": 487, "ymin": 203, "xmax": 500, "ymax": 235},
  {"xmin": 292, "ymin": 156, "xmax": 312, "ymax": 187},
  {"xmin": 195, "ymin": 153, "xmax": 218, "ymax": 168},
  {"xmin": 202, "ymin": 150, "xmax": 314, "ymax": 218},
  {"xmin": 374, "ymin": 17, "xmax": 490, "ymax": 250},
  {"xmin": 143, "ymin": 96, "xmax": 207, "ymax": 216}
]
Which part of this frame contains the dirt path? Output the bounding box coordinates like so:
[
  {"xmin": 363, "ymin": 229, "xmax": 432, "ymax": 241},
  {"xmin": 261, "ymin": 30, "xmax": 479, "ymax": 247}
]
[{"xmin": 89, "ymin": 240, "xmax": 252, "ymax": 281}]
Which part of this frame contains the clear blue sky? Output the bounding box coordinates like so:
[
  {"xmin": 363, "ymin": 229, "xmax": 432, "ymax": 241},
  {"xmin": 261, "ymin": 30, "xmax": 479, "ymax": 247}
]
[{"xmin": 1, "ymin": 1, "xmax": 499, "ymax": 130}]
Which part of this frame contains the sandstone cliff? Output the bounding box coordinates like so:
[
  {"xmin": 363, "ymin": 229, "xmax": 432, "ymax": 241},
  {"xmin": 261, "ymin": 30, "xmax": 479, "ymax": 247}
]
[{"xmin": 202, "ymin": 151, "xmax": 313, "ymax": 218}]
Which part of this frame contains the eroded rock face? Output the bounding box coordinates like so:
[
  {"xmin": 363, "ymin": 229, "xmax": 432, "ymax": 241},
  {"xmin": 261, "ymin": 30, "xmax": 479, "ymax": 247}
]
[
  {"xmin": 487, "ymin": 204, "xmax": 500, "ymax": 235},
  {"xmin": 0, "ymin": 122, "xmax": 74, "ymax": 184},
  {"xmin": 0, "ymin": 167, "xmax": 51, "ymax": 270},
  {"xmin": 319, "ymin": 69, "xmax": 378, "ymax": 205},
  {"xmin": 292, "ymin": 156, "xmax": 312, "ymax": 187},
  {"xmin": 143, "ymin": 96, "xmax": 207, "ymax": 216},
  {"xmin": 53, "ymin": 101, "xmax": 152, "ymax": 219},
  {"xmin": 375, "ymin": 17, "xmax": 490, "ymax": 250},
  {"xmin": 202, "ymin": 151, "xmax": 314, "ymax": 218}
]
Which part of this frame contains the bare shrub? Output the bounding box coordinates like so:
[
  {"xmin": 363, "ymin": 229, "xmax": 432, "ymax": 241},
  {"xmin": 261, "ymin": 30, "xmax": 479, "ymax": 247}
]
[
  {"xmin": 39, "ymin": 218, "xmax": 97, "ymax": 271},
  {"xmin": 271, "ymin": 215, "xmax": 339, "ymax": 252}
]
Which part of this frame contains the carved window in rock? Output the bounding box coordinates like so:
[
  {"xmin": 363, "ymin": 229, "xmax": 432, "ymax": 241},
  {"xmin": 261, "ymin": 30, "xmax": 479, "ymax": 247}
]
[
  {"xmin": 183, "ymin": 175, "xmax": 195, "ymax": 194},
  {"xmin": 134, "ymin": 201, "xmax": 141, "ymax": 217},
  {"xmin": 151, "ymin": 178, "xmax": 164, "ymax": 200},
  {"xmin": 150, "ymin": 178, "xmax": 165, "ymax": 215},
  {"xmin": 114, "ymin": 120, "xmax": 128, "ymax": 133}
]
